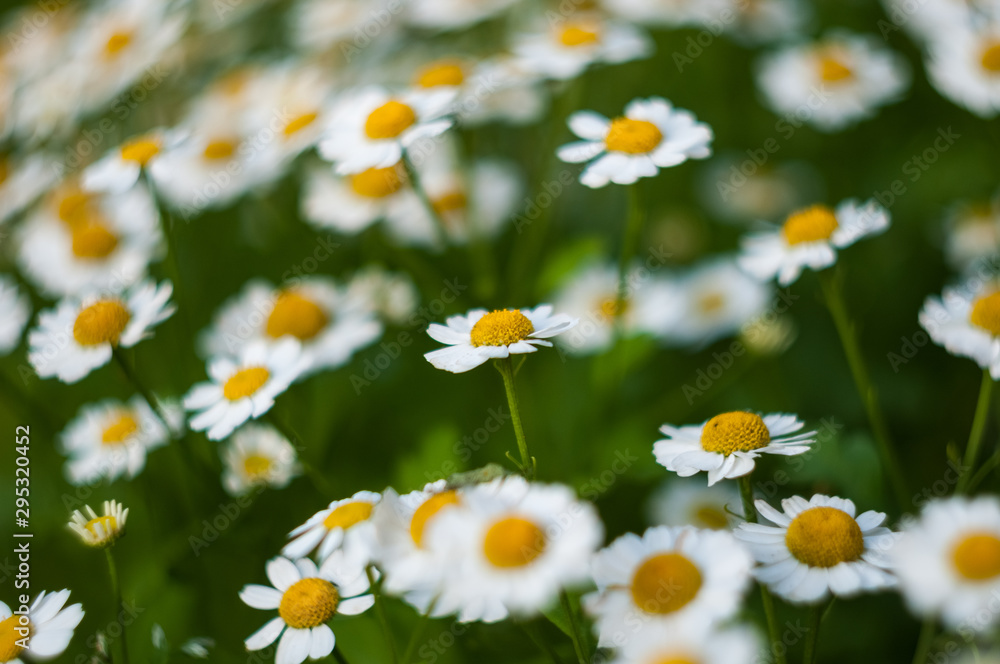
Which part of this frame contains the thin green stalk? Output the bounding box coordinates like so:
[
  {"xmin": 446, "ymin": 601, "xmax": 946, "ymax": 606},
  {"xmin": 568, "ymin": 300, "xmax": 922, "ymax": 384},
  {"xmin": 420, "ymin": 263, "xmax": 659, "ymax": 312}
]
[
  {"xmin": 519, "ymin": 621, "xmax": 565, "ymax": 664},
  {"xmin": 559, "ymin": 592, "xmax": 588, "ymax": 664},
  {"xmin": 818, "ymin": 270, "xmax": 909, "ymax": 509},
  {"xmin": 402, "ymin": 152, "xmax": 450, "ymax": 249},
  {"xmin": 104, "ymin": 548, "xmax": 130, "ymax": 664},
  {"xmin": 802, "ymin": 603, "xmax": 826, "ymax": 664},
  {"xmin": 910, "ymin": 617, "xmax": 936, "ymax": 664},
  {"xmin": 402, "ymin": 598, "xmax": 437, "ymax": 664},
  {"xmin": 957, "ymin": 369, "xmax": 995, "ymax": 494},
  {"xmin": 333, "ymin": 646, "xmax": 352, "ymax": 664},
  {"xmin": 142, "ymin": 172, "xmax": 191, "ymax": 336},
  {"xmin": 111, "ymin": 348, "xmax": 174, "ymax": 435},
  {"xmin": 366, "ymin": 566, "xmax": 399, "ymax": 664},
  {"xmin": 738, "ymin": 476, "xmax": 786, "ymax": 664},
  {"xmin": 495, "ymin": 357, "xmax": 534, "ymax": 479},
  {"xmin": 265, "ymin": 412, "xmax": 337, "ymax": 499},
  {"xmin": 614, "ymin": 184, "xmax": 644, "ymax": 321}
]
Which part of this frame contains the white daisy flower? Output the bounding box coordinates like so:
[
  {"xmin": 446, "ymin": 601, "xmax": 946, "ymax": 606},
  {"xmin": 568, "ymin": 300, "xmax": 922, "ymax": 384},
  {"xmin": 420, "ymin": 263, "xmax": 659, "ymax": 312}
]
[
  {"xmin": 424, "ymin": 305, "xmax": 577, "ymax": 373},
  {"xmin": 183, "ymin": 338, "xmax": 311, "ymax": 441},
  {"xmin": 587, "ymin": 525, "xmax": 753, "ymax": 646},
  {"xmin": 239, "ymin": 556, "xmax": 373, "ymax": 664},
  {"xmin": 283, "ymin": 491, "xmax": 381, "ymax": 566},
  {"xmin": 456, "ymin": 56, "xmax": 548, "ymax": 127},
  {"xmin": 738, "ymin": 199, "xmax": 890, "ymax": 286},
  {"xmin": 697, "ymin": 154, "xmax": 821, "ymax": 225},
  {"xmin": 927, "ymin": 22, "xmax": 1000, "ymax": 117},
  {"xmin": 735, "ymin": 495, "xmax": 896, "ymax": 604},
  {"xmin": 557, "ymin": 97, "xmax": 712, "ymax": 188},
  {"xmin": 18, "ymin": 184, "xmax": 162, "ymax": 297},
  {"xmin": 883, "ymin": 0, "xmax": 1000, "ymax": 42},
  {"xmin": 344, "ymin": 266, "xmax": 419, "ymax": 326},
  {"xmin": 290, "ymin": 0, "xmax": 403, "ymax": 52},
  {"xmin": 919, "ymin": 278, "xmax": 1000, "ymax": 378},
  {"xmin": 82, "ymin": 129, "xmax": 186, "ymax": 194},
  {"xmin": 221, "ymin": 424, "xmax": 301, "ymax": 496},
  {"xmin": 198, "ymin": 277, "xmax": 382, "ymax": 374},
  {"xmin": 711, "ymin": 0, "xmax": 810, "ymax": 45},
  {"xmin": 893, "ymin": 497, "xmax": 1000, "ymax": 630},
  {"xmin": 318, "ymin": 86, "xmax": 455, "ymax": 175},
  {"xmin": 654, "ymin": 411, "xmax": 817, "ymax": 486},
  {"xmin": 602, "ymin": 0, "xmax": 714, "ymax": 27},
  {"xmin": 609, "ymin": 622, "xmax": 761, "ymax": 664},
  {"xmin": 28, "ymin": 279, "xmax": 175, "ymax": 384},
  {"xmin": 68, "ymin": 500, "xmax": 129, "ymax": 548},
  {"xmin": 513, "ymin": 16, "xmax": 653, "ymax": 81},
  {"xmin": 59, "ymin": 395, "xmax": 178, "ymax": 485},
  {"xmin": 425, "ymin": 476, "xmax": 603, "ymax": 622},
  {"xmin": 407, "ymin": 0, "xmax": 521, "ymax": 30},
  {"xmin": 0, "ymin": 590, "xmax": 85, "ymax": 663},
  {"xmin": 943, "ymin": 199, "xmax": 1000, "ymax": 272},
  {"xmin": 0, "ymin": 276, "xmax": 30, "ymax": 356},
  {"xmin": 647, "ymin": 479, "xmax": 742, "ymax": 531},
  {"xmin": 0, "ymin": 152, "xmax": 60, "ymax": 224},
  {"xmin": 756, "ymin": 32, "xmax": 909, "ymax": 131}
]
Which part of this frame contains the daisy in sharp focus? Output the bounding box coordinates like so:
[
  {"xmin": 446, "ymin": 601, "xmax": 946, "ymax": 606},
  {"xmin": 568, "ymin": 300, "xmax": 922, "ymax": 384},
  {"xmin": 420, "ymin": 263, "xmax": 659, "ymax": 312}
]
[
  {"xmin": 756, "ymin": 32, "xmax": 909, "ymax": 131},
  {"xmin": 587, "ymin": 525, "xmax": 753, "ymax": 646},
  {"xmin": 222, "ymin": 423, "xmax": 301, "ymax": 496},
  {"xmin": 0, "ymin": 590, "xmax": 84, "ymax": 664},
  {"xmin": 654, "ymin": 411, "xmax": 816, "ymax": 486},
  {"xmin": 183, "ymin": 338, "xmax": 311, "ymax": 441},
  {"xmin": 283, "ymin": 491, "xmax": 381, "ymax": 566},
  {"xmin": 609, "ymin": 622, "xmax": 761, "ymax": 664},
  {"xmin": 82, "ymin": 129, "xmax": 185, "ymax": 194},
  {"xmin": 558, "ymin": 97, "xmax": 712, "ymax": 188},
  {"xmin": 893, "ymin": 496, "xmax": 1000, "ymax": 630},
  {"xmin": 0, "ymin": 276, "xmax": 30, "ymax": 356},
  {"xmin": 28, "ymin": 279, "xmax": 175, "ymax": 384},
  {"xmin": 919, "ymin": 277, "xmax": 1000, "ymax": 378},
  {"xmin": 738, "ymin": 199, "xmax": 890, "ymax": 286},
  {"xmin": 318, "ymin": 86, "xmax": 456, "ymax": 175},
  {"xmin": 424, "ymin": 305, "xmax": 577, "ymax": 373},
  {"xmin": 735, "ymin": 495, "xmax": 896, "ymax": 603},
  {"xmin": 647, "ymin": 478, "xmax": 742, "ymax": 530},
  {"xmin": 68, "ymin": 500, "xmax": 129, "ymax": 548},
  {"xmin": 240, "ymin": 556, "xmax": 373, "ymax": 664},
  {"xmin": 927, "ymin": 21, "xmax": 1000, "ymax": 117},
  {"xmin": 513, "ymin": 15, "xmax": 652, "ymax": 81}
]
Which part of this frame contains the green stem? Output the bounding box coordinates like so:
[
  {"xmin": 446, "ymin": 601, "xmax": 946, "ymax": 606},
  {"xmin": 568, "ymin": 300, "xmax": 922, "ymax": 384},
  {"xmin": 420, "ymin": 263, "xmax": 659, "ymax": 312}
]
[
  {"xmin": 910, "ymin": 617, "xmax": 936, "ymax": 664},
  {"xmin": 614, "ymin": 184, "xmax": 644, "ymax": 320},
  {"xmin": 402, "ymin": 151, "xmax": 450, "ymax": 249},
  {"xmin": 738, "ymin": 475, "xmax": 757, "ymax": 523},
  {"xmin": 957, "ymin": 369, "xmax": 995, "ymax": 494},
  {"xmin": 559, "ymin": 592, "xmax": 588, "ymax": 664},
  {"xmin": 496, "ymin": 357, "xmax": 534, "ymax": 479},
  {"xmin": 818, "ymin": 270, "xmax": 909, "ymax": 509},
  {"xmin": 366, "ymin": 566, "xmax": 399, "ymax": 664},
  {"xmin": 402, "ymin": 598, "xmax": 437, "ymax": 664},
  {"xmin": 104, "ymin": 548, "xmax": 130, "ymax": 664},
  {"xmin": 265, "ymin": 412, "xmax": 337, "ymax": 499},
  {"xmin": 802, "ymin": 603, "xmax": 826, "ymax": 664},
  {"xmin": 738, "ymin": 476, "xmax": 786, "ymax": 664},
  {"xmin": 111, "ymin": 348, "xmax": 174, "ymax": 436},
  {"xmin": 333, "ymin": 646, "xmax": 352, "ymax": 664},
  {"xmin": 520, "ymin": 621, "xmax": 564, "ymax": 664}
]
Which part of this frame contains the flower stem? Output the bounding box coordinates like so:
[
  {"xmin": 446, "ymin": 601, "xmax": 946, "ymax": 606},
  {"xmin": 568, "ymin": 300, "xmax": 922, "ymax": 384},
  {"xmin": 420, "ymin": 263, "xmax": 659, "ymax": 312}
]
[
  {"xmin": 104, "ymin": 548, "xmax": 130, "ymax": 664},
  {"xmin": 910, "ymin": 617, "xmax": 936, "ymax": 664},
  {"xmin": 559, "ymin": 591, "xmax": 588, "ymax": 664},
  {"xmin": 495, "ymin": 357, "xmax": 534, "ymax": 479},
  {"xmin": 802, "ymin": 603, "xmax": 826, "ymax": 664},
  {"xmin": 366, "ymin": 566, "xmax": 399, "ymax": 664},
  {"xmin": 402, "ymin": 598, "xmax": 437, "ymax": 664},
  {"xmin": 957, "ymin": 369, "xmax": 995, "ymax": 494},
  {"xmin": 738, "ymin": 475, "xmax": 786, "ymax": 664},
  {"xmin": 402, "ymin": 151, "xmax": 449, "ymax": 249},
  {"xmin": 265, "ymin": 412, "xmax": 337, "ymax": 499},
  {"xmin": 818, "ymin": 269, "xmax": 909, "ymax": 509},
  {"xmin": 614, "ymin": 184, "xmax": 644, "ymax": 322},
  {"xmin": 111, "ymin": 348, "xmax": 174, "ymax": 436},
  {"xmin": 333, "ymin": 646, "xmax": 352, "ymax": 664}
]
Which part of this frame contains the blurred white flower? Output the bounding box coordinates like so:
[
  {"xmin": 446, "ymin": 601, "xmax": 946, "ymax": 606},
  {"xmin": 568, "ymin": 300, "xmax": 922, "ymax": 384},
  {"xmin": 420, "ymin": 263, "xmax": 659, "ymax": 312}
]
[
  {"xmin": 283, "ymin": 491, "xmax": 381, "ymax": 566},
  {"xmin": 647, "ymin": 478, "xmax": 742, "ymax": 530},
  {"xmin": 0, "ymin": 152, "xmax": 60, "ymax": 224},
  {"xmin": 83, "ymin": 129, "xmax": 185, "ymax": 194},
  {"xmin": 0, "ymin": 590, "xmax": 84, "ymax": 662},
  {"xmin": 222, "ymin": 423, "xmax": 301, "ymax": 496},
  {"xmin": 609, "ymin": 622, "xmax": 761, "ymax": 664},
  {"xmin": 920, "ymin": 277, "xmax": 1000, "ymax": 378},
  {"xmin": 0, "ymin": 276, "xmax": 30, "ymax": 356},
  {"xmin": 927, "ymin": 21, "xmax": 1000, "ymax": 117},
  {"xmin": 407, "ymin": 0, "xmax": 521, "ymax": 31},
  {"xmin": 513, "ymin": 16, "xmax": 653, "ymax": 81}
]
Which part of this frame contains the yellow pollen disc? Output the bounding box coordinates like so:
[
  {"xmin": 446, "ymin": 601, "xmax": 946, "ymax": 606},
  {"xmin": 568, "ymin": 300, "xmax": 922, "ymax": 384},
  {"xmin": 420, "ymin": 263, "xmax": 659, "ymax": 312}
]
[
  {"xmin": 416, "ymin": 61, "xmax": 465, "ymax": 88},
  {"xmin": 323, "ymin": 501, "xmax": 374, "ymax": 530},
  {"xmin": 278, "ymin": 578, "xmax": 340, "ymax": 629},
  {"xmin": 785, "ymin": 507, "xmax": 864, "ymax": 568},
  {"xmin": 483, "ymin": 516, "xmax": 547, "ymax": 568},
  {"xmin": 0, "ymin": 615, "xmax": 29, "ymax": 661},
  {"xmin": 981, "ymin": 42, "xmax": 1000, "ymax": 73},
  {"xmin": 469, "ymin": 309, "xmax": 535, "ymax": 347},
  {"xmin": 605, "ymin": 118, "xmax": 663, "ymax": 155},
  {"xmin": 120, "ymin": 137, "xmax": 161, "ymax": 166},
  {"xmin": 223, "ymin": 367, "xmax": 270, "ymax": 401},
  {"xmin": 58, "ymin": 190, "xmax": 94, "ymax": 224},
  {"xmin": 203, "ymin": 139, "xmax": 236, "ymax": 161},
  {"xmin": 102, "ymin": 414, "xmax": 138, "ymax": 445},
  {"xmin": 694, "ymin": 505, "xmax": 729, "ymax": 530},
  {"xmin": 283, "ymin": 112, "xmax": 318, "ymax": 138},
  {"xmin": 700, "ymin": 411, "xmax": 771, "ymax": 455},
  {"xmin": 952, "ymin": 532, "xmax": 1000, "ymax": 581},
  {"xmin": 243, "ymin": 454, "xmax": 273, "ymax": 479},
  {"xmin": 782, "ymin": 205, "xmax": 839, "ymax": 245},
  {"xmin": 71, "ymin": 220, "xmax": 119, "ymax": 259},
  {"xmin": 364, "ymin": 101, "xmax": 417, "ymax": 140},
  {"xmin": 697, "ymin": 293, "xmax": 725, "ymax": 314},
  {"xmin": 349, "ymin": 165, "xmax": 404, "ymax": 199},
  {"xmin": 431, "ymin": 191, "xmax": 467, "ymax": 216},
  {"xmin": 410, "ymin": 490, "xmax": 460, "ymax": 547},
  {"xmin": 73, "ymin": 300, "xmax": 131, "ymax": 347},
  {"xmin": 818, "ymin": 53, "xmax": 853, "ymax": 83},
  {"xmin": 104, "ymin": 31, "xmax": 132, "ymax": 57},
  {"xmin": 266, "ymin": 291, "xmax": 329, "ymax": 341},
  {"xmin": 559, "ymin": 24, "xmax": 600, "ymax": 47},
  {"xmin": 970, "ymin": 292, "xmax": 1000, "ymax": 336},
  {"xmin": 85, "ymin": 515, "xmax": 118, "ymax": 537},
  {"xmin": 597, "ymin": 296, "xmax": 629, "ymax": 319},
  {"xmin": 630, "ymin": 552, "xmax": 703, "ymax": 614}
]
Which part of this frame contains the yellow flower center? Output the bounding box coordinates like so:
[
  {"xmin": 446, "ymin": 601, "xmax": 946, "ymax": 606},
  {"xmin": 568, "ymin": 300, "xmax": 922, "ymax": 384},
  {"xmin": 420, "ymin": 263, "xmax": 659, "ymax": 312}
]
[
  {"xmin": 653, "ymin": 657, "xmax": 699, "ymax": 664},
  {"xmin": 700, "ymin": 411, "xmax": 771, "ymax": 455},
  {"xmin": 782, "ymin": 205, "xmax": 839, "ymax": 245},
  {"xmin": 596, "ymin": 296, "xmax": 629, "ymax": 319},
  {"xmin": 970, "ymin": 291, "xmax": 1000, "ymax": 336},
  {"xmin": 416, "ymin": 61, "xmax": 465, "ymax": 88},
  {"xmin": 71, "ymin": 220, "xmax": 119, "ymax": 259},
  {"xmin": 952, "ymin": 532, "xmax": 1000, "ymax": 581},
  {"xmin": 364, "ymin": 101, "xmax": 417, "ymax": 140},
  {"xmin": 483, "ymin": 516, "xmax": 547, "ymax": 568},
  {"xmin": 243, "ymin": 454, "xmax": 273, "ymax": 479},
  {"xmin": 981, "ymin": 41, "xmax": 1000, "ymax": 73},
  {"xmin": 349, "ymin": 165, "xmax": 405, "ymax": 199},
  {"xmin": 818, "ymin": 53, "xmax": 853, "ymax": 83},
  {"xmin": 693, "ymin": 505, "xmax": 729, "ymax": 530},
  {"xmin": 104, "ymin": 31, "xmax": 132, "ymax": 57},
  {"xmin": 102, "ymin": 414, "xmax": 138, "ymax": 445},
  {"xmin": 630, "ymin": 553, "xmax": 703, "ymax": 614},
  {"xmin": 73, "ymin": 300, "xmax": 131, "ymax": 347},
  {"xmin": 605, "ymin": 118, "xmax": 663, "ymax": 155},
  {"xmin": 558, "ymin": 24, "xmax": 600, "ymax": 47},
  {"xmin": 85, "ymin": 515, "xmax": 118, "ymax": 537},
  {"xmin": 322, "ymin": 501, "xmax": 374, "ymax": 530},
  {"xmin": 283, "ymin": 112, "xmax": 319, "ymax": 139},
  {"xmin": 697, "ymin": 293, "xmax": 725, "ymax": 314},
  {"xmin": 469, "ymin": 309, "xmax": 535, "ymax": 348},
  {"xmin": 120, "ymin": 136, "xmax": 162, "ymax": 166},
  {"xmin": 223, "ymin": 367, "xmax": 271, "ymax": 401},
  {"xmin": 432, "ymin": 191, "xmax": 467, "ymax": 216},
  {"xmin": 278, "ymin": 578, "xmax": 340, "ymax": 629},
  {"xmin": 203, "ymin": 139, "xmax": 237, "ymax": 161},
  {"xmin": 57, "ymin": 190, "xmax": 94, "ymax": 224},
  {"xmin": 0, "ymin": 615, "xmax": 29, "ymax": 662},
  {"xmin": 785, "ymin": 506, "xmax": 864, "ymax": 568},
  {"xmin": 410, "ymin": 490, "xmax": 461, "ymax": 547},
  {"xmin": 266, "ymin": 291, "xmax": 329, "ymax": 341}
]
